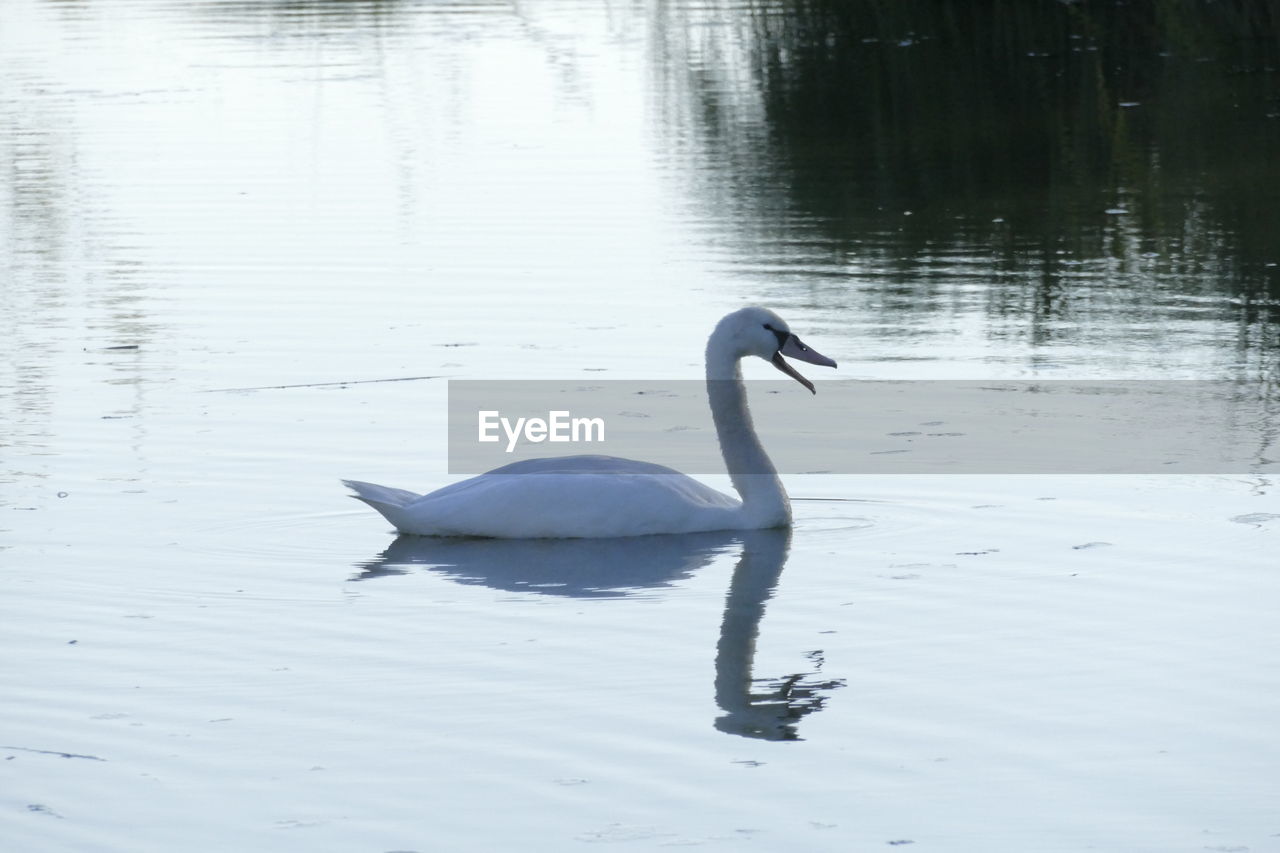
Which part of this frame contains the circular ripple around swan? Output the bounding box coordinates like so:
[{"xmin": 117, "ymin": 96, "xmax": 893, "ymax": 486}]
[
  {"xmin": 186, "ymin": 510, "xmax": 370, "ymax": 562},
  {"xmin": 793, "ymin": 495, "xmax": 956, "ymax": 540}
]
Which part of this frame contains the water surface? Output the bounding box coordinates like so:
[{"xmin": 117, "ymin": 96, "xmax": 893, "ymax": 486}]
[{"xmin": 2, "ymin": 2, "xmax": 1278, "ymax": 851}]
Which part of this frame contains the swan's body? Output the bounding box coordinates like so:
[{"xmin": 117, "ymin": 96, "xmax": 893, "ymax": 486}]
[
  {"xmin": 345, "ymin": 456, "xmax": 740, "ymax": 538},
  {"xmin": 344, "ymin": 307, "xmax": 836, "ymax": 538}
]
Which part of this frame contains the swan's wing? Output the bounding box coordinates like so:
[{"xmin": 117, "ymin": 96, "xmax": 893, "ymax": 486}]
[
  {"xmin": 400, "ymin": 461, "xmax": 740, "ymax": 538},
  {"xmin": 423, "ymin": 455, "xmax": 715, "ymax": 502}
]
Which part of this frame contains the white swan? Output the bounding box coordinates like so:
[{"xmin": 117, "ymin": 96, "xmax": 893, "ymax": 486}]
[{"xmin": 343, "ymin": 307, "xmax": 836, "ymax": 538}]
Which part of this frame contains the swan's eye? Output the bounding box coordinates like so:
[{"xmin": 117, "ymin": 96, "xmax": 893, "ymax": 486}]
[{"xmin": 762, "ymin": 323, "xmax": 789, "ymax": 350}]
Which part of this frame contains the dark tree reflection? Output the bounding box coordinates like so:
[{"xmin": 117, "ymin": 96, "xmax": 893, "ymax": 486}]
[{"xmin": 655, "ymin": 0, "xmax": 1280, "ymax": 366}]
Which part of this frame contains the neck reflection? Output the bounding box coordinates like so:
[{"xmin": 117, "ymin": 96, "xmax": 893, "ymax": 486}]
[{"xmin": 714, "ymin": 529, "xmax": 844, "ymax": 741}]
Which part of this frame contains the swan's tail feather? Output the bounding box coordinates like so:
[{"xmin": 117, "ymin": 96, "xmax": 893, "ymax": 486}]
[{"xmin": 342, "ymin": 479, "xmax": 421, "ymax": 530}]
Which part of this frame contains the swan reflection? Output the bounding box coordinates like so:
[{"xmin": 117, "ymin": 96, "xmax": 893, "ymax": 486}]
[
  {"xmin": 351, "ymin": 530, "xmax": 738, "ymax": 597},
  {"xmin": 713, "ymin": 529, "xmax": 845, "ymax": 741},
  {"xmin": 352, "ymin": 529, "xmax": 844, "ymax": 740}
]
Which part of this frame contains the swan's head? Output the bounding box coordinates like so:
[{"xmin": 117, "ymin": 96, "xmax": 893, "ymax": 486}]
[{"xmin": 714, "ymin": 307, "xmax": 838, "ymax": 394}]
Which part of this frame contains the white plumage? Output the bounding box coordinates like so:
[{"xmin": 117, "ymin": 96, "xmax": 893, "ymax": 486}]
[{"xmin": 344, "ymin": 307, "xmax": 835, "ymax": 538}]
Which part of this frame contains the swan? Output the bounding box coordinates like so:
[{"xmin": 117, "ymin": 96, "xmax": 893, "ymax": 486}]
[{"xmin": 343, "ymin": 306, "xmax": 836, "ymax": 538}]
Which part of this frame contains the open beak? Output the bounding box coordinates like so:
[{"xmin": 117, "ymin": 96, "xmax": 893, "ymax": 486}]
[{"xmin": 772, "ymin": 334, "xmax": 837, "ymax": 394}]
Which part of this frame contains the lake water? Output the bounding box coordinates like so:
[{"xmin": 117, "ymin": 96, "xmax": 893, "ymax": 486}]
[{"xmin": 2, "ymin": 1, "xmax": 1279, "ymax": 851}]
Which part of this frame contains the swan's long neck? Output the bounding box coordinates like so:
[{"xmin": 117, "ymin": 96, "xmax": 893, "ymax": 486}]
[{"xmin": 706, "ymin": 334, "xmax": 791, "ymax": 527}]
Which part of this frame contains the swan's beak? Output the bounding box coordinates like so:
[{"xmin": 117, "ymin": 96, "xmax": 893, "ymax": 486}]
[{"xmin": 772, "ymin": 334, "xmax": 837, "ymax": 394}]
